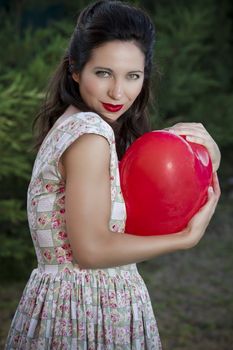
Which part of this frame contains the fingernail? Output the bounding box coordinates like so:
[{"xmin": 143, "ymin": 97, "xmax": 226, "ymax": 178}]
[{"xmin": 208, "ymin": 186, "xmax": 213, "ymax": 194}]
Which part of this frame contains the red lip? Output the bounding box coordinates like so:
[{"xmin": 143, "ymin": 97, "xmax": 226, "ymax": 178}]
[{"xmin": 102, "ymin": 102, "xmax": 123, "ymax": 112}]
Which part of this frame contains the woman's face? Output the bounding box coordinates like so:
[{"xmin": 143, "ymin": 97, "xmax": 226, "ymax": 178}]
[{"xmin": 72, "ymin": 40, "xmax": 145, "ymax": 121}]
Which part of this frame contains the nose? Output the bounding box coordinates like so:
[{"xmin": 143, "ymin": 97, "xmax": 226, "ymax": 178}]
[{"xmin": 108, "ymin": 79, "xmax": 123, "ymax": 100}]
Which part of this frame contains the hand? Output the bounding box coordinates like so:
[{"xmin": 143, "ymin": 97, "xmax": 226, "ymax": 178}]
[
  {"xmin": 165, "ymin": 122, "xmax": 221, "ymax": 172},
  {"xmin": 181, "ymin": 172, "xmax": 221, "ymax": 249}
]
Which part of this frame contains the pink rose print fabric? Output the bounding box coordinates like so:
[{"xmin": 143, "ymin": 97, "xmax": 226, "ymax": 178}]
[{"xmin": 5, "ymin": 112, "xmax": 162, "ymax": 349}]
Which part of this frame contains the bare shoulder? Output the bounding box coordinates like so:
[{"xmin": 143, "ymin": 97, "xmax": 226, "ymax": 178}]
[{"xmin": 60, "ymin": 133, "xmax": 110, "ymax": 181}]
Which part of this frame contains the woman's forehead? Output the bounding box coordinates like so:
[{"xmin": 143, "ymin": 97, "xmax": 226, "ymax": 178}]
[{"xmin": 86, "ymin": 40, "xmax": 145, "ymax": 69}]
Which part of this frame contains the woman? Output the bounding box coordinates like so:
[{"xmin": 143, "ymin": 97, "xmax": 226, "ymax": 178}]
[{"xmin": 5, "ymin": 1, "xmax": 221, "ymax": 349}]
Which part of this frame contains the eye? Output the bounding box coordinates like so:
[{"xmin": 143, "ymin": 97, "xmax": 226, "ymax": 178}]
[
  {"xmin": 95, "ymin": 70, "xmax": 111, "ymax": 78},
  {"xmin": 128, "ymin": 73, "xmax": 141, "ymax": 80}
]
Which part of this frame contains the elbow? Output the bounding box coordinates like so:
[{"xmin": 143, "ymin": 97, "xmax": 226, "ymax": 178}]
[
  {"xmin": 76, "ymin": 258, "xmax": 96, "ymax": 270},
  {"xmin": 69, "ymin": 230, "xmax": 111, "ymax": 269},
  {"xmin": 73, "ymin": 244, "xmax": 104, "ymax": 269}
]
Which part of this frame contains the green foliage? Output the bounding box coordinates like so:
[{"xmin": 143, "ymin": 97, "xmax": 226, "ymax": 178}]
[
  {"xmin": 0, "ymin": 72, "xmax": 41, "ymax": 279},
  {"xmin": 151, "ymin": 0, "xmax": 233, "ymax": 148}
]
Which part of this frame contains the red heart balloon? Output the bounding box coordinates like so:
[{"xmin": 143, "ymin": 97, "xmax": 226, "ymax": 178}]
[{"xmin": 119, "ymin": 131, "xmax": 213, "ymax": 236}]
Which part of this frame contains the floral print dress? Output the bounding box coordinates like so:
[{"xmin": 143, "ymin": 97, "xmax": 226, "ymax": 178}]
[{"xmin": 5, "ymin": 111, "xmax": 162, "ymax": 350}]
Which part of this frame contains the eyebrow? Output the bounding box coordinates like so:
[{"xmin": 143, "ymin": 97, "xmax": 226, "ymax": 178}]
[{"xmin": 94, "ymin": 66, "xmax": 144, "ymax": 73}]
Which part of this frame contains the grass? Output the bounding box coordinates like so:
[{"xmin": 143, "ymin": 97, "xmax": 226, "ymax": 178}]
[
  {"xmin": 138, "ymin": 196, "xmax": 233, "ymax": 349},
  {"xmin": 1, "ymin": 196, "xmax": 232, "ymax": 349}
]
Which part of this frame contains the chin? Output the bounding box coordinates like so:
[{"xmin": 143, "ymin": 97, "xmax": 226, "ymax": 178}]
[{"xmin": 102, "ymin": 112, "xmax": 121, "ymax": 120}]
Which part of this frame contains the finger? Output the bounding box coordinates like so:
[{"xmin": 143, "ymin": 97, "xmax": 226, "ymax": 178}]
[
  {"xmin": 207, "ymin": 186, "xmax": 216, "ymax": 203},
  {"xmin": 186, "ymin": 137, "xmax": 220, "ymax": 172},
  {"xmin": 168, "ymin": 130, "xmax": 210, "ymax": 141},
  {"xmin": 170, "ymin": 132, "xmax": 215, "ymax": 154},
  {"xmin": 185, "ymin": 135, "xmax": 211, "ymax": 146},
  {"xmin": 208, "ymin": 175, "xmax": 220, "ymax": 202},
  {"xmin": 171, "ymin": 122, "xmax": 205, "ymax": 129},
  {"xmin": 199, "ymin": 184, "xmax": 218, "ymax": 212},
  {"xmin": 212, "ymin": 172, "xmax": 221, "ymax": 197},
  {"xmin": 188, "ymin": 190, "xmax": 217, "ymax": 231},
  {"xmin": 204, "ymin": 179, "xmax": 220, "ymax": 215},
  {"xmin": 168, "ymin": 128, "xmax": 209, "ymax": 138},
  {"xmin": 189, "ymin": 179, "xmax": 220, "ymax": 228},
  {"xmin": 198, "ymin": 192, "xmax": 217, "ymax": 221},
  {"xmin": 169, "ymin": 123, "xmax": 206, "ymax": 131}
]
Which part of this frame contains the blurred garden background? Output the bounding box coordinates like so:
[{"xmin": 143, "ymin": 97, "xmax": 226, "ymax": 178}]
[{"xmin": 0, "ymin": 0, "xmax": 232, "ymax": 348}]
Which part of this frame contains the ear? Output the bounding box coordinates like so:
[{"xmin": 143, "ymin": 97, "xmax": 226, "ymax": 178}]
[{"xmin": 72, "ymin": 72, "xmax": 80, "ymax": 83}]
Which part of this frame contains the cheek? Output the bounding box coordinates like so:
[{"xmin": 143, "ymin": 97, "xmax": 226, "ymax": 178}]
[
  {"xmin": 80, "ymin": 78, "xmax": 96, "ymax": 97},
  {"xmin": 128, "ymin": 81, "xmax": 144, "ymax": 100},
  {"xmin": 80, "ymin": 76, "xmax": 105, "ymax": 99}
]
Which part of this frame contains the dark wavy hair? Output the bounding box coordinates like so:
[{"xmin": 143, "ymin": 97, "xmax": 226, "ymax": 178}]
[{"xmin": 32, "ymin": 0, "xmax": 156, "ymax": 160}]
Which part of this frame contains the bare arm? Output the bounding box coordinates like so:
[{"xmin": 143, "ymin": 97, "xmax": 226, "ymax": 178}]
[{"xmin": 62, "ymin": 134, "xmax": 220, "ymax": 269}]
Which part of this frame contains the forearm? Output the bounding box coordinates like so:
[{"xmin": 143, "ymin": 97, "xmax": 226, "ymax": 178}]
[{"xmin": 78, "ymin": 229, "xmax": 188, "ymax": 269}]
